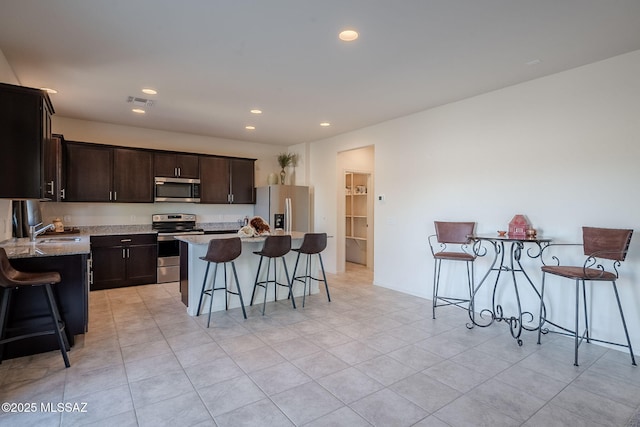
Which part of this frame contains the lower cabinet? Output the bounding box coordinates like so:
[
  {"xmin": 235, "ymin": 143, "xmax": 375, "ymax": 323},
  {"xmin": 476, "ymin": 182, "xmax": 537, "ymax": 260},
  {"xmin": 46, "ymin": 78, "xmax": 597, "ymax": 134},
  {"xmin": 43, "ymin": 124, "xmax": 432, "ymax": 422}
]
[{"xmin": 90, "ymin": 234, "xmax": 157, "ymax": 290}]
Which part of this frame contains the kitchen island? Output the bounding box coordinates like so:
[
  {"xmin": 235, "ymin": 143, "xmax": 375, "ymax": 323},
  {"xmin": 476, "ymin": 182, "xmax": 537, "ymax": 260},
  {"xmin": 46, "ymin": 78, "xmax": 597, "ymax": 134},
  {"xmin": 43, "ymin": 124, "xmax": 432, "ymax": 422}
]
[
  {"xmin": 177, "ymin": 232, "xmax": 319, "ymax": 316},
  {"xmin": 0, "ymin": 236, "xmax": 90, "ymax": 359}
]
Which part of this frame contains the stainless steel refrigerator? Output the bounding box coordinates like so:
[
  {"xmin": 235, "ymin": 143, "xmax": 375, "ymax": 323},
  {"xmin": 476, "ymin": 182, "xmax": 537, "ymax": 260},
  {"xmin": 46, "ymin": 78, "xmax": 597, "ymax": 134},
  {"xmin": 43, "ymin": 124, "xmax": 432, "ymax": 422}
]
[{"xmin": 255, "ymin": 185, "xmax": 310, "ymax": 232}]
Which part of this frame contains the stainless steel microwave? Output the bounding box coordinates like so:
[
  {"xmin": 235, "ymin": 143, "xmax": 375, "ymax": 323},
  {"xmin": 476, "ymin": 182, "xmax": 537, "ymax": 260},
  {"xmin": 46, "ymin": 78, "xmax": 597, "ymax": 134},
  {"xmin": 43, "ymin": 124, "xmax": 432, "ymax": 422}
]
[{"xmin": 154, "ymin": 177, "xmax": 201, "ymax": 203}]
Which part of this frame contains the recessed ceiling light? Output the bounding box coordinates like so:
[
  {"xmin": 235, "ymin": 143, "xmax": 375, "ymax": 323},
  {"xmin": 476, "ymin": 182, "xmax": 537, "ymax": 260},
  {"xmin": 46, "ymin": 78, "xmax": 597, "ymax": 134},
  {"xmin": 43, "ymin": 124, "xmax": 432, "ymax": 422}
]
[
  {"xmin": 132, "ymin": 108, "xmax": 146, "ymax": 114},
  {"xmin": 41, "ymin": 87, "xmax": 58, "ymax": 94},
  {"xmin": 250, "ymin": 109, "xmax": 262, "ymax": 114},
  {"xmin": 339, "ymin": 29, "xmax": 358, "ymax": 42},
  {"xmin": 525, "ymin": 59, "xmax": 541, "ymax": 66},
  {"xmin": 320, "ymin": 122, "xmax": 331, "ymax": 127},
  {"xmin": 142, "ymin": 88, "xmax": 157, "ymax": 95},
  {"xmin": 245, "ymin": 125, "xmax": 256, "ymax": 130}
]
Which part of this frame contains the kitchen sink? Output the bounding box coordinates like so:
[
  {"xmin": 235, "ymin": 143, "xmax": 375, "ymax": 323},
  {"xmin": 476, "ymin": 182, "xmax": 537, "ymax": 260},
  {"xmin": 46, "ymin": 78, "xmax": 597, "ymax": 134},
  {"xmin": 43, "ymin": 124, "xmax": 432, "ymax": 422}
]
[{"xmin": 38, "ymin": 237, "xmax": 82, "ymax": 243}]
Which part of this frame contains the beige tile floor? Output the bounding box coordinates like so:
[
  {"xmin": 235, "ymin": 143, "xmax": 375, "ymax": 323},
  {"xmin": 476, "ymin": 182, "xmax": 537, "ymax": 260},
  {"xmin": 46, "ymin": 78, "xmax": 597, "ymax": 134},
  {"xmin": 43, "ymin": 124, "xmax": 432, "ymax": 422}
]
[{"xmin": 1, "ymin": 263, "xmax": 640, "ymax": 426}]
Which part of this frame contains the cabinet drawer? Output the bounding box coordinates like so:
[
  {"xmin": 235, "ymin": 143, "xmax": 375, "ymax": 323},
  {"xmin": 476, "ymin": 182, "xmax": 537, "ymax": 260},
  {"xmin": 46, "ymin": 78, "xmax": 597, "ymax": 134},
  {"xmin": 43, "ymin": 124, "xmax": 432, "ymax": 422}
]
[{"xmin": 91, "ymin": 233, "xmax": 157, "ymax": 248}]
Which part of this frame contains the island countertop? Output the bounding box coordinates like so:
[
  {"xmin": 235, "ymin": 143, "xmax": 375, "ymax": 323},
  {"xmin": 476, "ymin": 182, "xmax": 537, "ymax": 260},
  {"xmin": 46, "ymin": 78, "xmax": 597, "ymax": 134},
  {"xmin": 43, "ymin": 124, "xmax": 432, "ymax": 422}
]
[
  {"xmin": 175, "ymin": 231, "xmax": 306, "ymax": 246},
  {"xmin": 0, "ymin": 236, "xmax": 91, "ymax": 259}
]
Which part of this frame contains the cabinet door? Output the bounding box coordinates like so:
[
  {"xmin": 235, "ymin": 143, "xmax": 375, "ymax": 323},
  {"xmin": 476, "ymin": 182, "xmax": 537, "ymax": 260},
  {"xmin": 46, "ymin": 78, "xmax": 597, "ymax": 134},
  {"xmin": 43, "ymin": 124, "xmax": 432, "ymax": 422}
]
[
  {"xmin": 154, "ymin": 152, "xmax": 199, "ymax": 178},
  {"xmin": 176, "ymin": 154, "xmax": 199, "ymax": 178},
  {"xmin": 126, "ymin": 244, "xmax": 158, "ymax": 285},
  {"xmin": 113, "ymin": 148, "xmax": 153, "ymax": 202},
  {"xmin": 91, "ymin": 246, "xmax": 127, "ymax": 290},
  {"xmin": 0, "ymin": 85, "xmax": 44, "ymax": 199},
  {"xmin": 199, "ymin": 156, "xmax": 231, "ymax": 203},
  {"xmin": 43, "ymin": 134, "xmax": 64, "ymax": 201},
  {"xmin": 65, "ymin": 143, "xmax": 112, "ymax": 202},
  {"xmin": 154, "ymin": 152, "xmax": 178, "ymax": 177},
  {"xmin": 230, "ymin": 158, "xmax": 255, "ymax": 204}
]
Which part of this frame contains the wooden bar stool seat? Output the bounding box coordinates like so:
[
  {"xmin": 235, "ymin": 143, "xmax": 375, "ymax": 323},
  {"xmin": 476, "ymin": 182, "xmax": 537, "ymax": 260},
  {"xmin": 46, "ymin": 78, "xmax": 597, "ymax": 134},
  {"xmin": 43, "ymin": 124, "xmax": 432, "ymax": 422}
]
[{"xmin": 0, "ymin": 248, "xmax": 70, "ymax": 368}]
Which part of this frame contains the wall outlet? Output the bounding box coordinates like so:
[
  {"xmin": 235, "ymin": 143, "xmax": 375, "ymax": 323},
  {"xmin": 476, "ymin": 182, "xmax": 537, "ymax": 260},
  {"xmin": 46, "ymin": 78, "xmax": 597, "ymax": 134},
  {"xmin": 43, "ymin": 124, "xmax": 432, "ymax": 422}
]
[
  {"xmin": 130, "ymin": 215, "xmax": 137, "ymax": 223},
  {"xmin": 64, "ymin": 215, "xmax": 71, "ymax": 223}
]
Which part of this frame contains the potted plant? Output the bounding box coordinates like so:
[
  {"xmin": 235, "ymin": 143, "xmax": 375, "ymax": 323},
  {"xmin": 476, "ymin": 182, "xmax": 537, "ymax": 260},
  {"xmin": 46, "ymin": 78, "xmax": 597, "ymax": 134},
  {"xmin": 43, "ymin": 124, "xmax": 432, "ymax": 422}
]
[{"xmin": 277, "ymin": 152, "xmax": 297, "ymax": 184}]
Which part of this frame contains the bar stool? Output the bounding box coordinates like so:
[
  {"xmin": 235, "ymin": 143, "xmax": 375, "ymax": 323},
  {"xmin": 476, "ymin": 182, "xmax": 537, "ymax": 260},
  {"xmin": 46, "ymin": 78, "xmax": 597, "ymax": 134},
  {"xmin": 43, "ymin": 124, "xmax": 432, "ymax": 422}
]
[
  {"xmin": 250, "ymin": 235, "xmax": 296, "ymax": 315},
  {"xmin": 197, "ymin": 237, "xmax": 247, "ymax": 328},
  {"xmin": 537, "ymin": 227, "xmax": 635, "ymax": 366},
  {"xmin": 291, "ymin": 233, "xmax": 330, "ymax": 307},
  {"xmin": 0, "ymin": 248, "xmax": 70, "ymax": 368},
  {"xmin": 428, "ymin": 221, "xmax": 477, "ymax": 319}
]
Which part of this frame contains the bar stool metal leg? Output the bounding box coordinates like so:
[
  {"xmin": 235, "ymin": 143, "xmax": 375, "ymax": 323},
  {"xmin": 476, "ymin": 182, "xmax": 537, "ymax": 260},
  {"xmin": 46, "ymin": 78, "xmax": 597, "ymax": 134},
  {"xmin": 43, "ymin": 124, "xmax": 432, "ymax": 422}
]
[
  {"xmin": 206, "ymin": 264, "xmax": 219, "ymax": 328},
  {"xmin": 43, "ymin": 284, "xmax": 70, "ymax": 368},
  {"xmin": 230, "ymin": 262, "xmax": 247, "ymax": 319},
  {"xmin": 0, "ymin": 288, "xmax": 11, "ymax": 363}
]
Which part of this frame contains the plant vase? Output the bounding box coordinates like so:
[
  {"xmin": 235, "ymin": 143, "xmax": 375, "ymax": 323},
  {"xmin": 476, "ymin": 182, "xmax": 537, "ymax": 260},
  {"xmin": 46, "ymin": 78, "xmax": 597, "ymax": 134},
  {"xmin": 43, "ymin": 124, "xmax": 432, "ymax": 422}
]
[{"xmin": 280, "ymin": 168, "xmax": 286, "ymax": 185}]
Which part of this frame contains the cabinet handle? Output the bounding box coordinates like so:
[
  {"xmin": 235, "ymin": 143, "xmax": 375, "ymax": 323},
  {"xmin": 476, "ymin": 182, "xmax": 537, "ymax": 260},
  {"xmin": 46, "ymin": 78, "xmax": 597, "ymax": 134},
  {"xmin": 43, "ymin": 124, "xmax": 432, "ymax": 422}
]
[
  {"xmin": 60, "ymin": 188, "xmax": 66, "ymax": 200},
  {"xmin": 127, "ymin": 248, "xmax": 130, "ymax": 258},
  {"xmin": 230, "ymin": 194, "xmax": 234, "ymax": 203},
  {"xmin": 114, "ymin": 191, "xmax": 117, "ymax": 201},
  {"xmin": 122, "ymin": 248, "xmax": 126, "ymax": 258},
  {"xmin": 47, "ymin": 180, "xmax": 54, "ymax": 195},
  {"xmin": 120, "ymin": 239, "xmax": 132, "ymax": 243},
  {"xmin": 177, "ymin": 167, "xmax": 181, "ymax": 177},
  {"xmin": 174, "ymin": 167, "xmax": 178, "ymax": 177},
  {"xmin": 109, "ymin": 191, "xmax": 112, "ymax": 201}
]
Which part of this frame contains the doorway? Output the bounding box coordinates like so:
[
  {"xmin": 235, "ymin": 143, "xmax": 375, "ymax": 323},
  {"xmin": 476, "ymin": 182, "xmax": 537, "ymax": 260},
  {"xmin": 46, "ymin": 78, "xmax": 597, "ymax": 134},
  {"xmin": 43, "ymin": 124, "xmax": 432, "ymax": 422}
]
[{"xmin": 337, "ymin": 146, "xmax": 374, "ymax": 274}]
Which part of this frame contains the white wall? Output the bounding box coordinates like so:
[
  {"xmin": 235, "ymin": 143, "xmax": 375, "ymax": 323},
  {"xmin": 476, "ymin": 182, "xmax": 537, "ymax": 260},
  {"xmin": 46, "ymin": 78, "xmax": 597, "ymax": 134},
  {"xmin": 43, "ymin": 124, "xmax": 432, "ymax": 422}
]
[{"xmin": 309, "ymin": 49, "xmax": 640, "ymax": 352}]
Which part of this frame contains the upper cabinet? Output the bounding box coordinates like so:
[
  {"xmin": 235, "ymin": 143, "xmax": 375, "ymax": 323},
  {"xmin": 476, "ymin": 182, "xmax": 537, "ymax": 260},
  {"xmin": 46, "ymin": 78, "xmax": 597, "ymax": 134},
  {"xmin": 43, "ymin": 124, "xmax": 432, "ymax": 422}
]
[
  {"xmin": 65, "ymin": 142, "xmax": 153, "ymax": 202},
  {"xmin": 0, "ymin": 82, "xmax": 54, "ymax": 199},
  {"xmin": 230, "ymin": 158, "xmax": 256, "ymax": 204},
  {"xmin": 64, "ymin": 142, "xmax": 112, "ymax": 202},
  {"xmin": 113, "ymin": 148, "xmax": 154, "ymax": 202},
  {"xmin": 200, "ymin": 156, "xmax": 255, "ymax": 204},
  {"xmin": 43, "ymin": 134, "xmax": 65, "ymax": 201},
  {"xmin": 154, "ymin": 152, "xmax": 199, "ymax": 179}
]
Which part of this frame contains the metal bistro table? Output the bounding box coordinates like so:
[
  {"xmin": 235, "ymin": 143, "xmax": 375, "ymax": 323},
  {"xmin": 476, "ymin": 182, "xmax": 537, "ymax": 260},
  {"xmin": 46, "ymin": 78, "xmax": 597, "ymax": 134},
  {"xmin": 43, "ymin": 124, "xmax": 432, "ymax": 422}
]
[{"xmin": 466, "ymin": 234, "xmax": 551, "ymax": 345}]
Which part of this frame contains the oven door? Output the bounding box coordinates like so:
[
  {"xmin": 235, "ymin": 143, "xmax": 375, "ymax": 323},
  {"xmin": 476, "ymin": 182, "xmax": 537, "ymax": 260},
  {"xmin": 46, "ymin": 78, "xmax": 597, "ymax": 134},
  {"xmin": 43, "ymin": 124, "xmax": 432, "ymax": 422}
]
[{"xmin": 156, "ymin": 232, "xmax": 203, "ymax": 283}]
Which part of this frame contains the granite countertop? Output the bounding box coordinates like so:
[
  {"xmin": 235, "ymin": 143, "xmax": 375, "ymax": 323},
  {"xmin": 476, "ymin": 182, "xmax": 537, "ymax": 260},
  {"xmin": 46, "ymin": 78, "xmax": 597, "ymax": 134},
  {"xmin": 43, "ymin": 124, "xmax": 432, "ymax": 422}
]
[
  {"xmin": 176, "ymin": 231, "xmax": 306, "ymax": 245},
  {"xmin": 0, "ymin": 236, "xmax": 91, "ymax": 259},
  {"xmin": 0, "ymin": 222, "xmax": 243, "ymax": 259}
]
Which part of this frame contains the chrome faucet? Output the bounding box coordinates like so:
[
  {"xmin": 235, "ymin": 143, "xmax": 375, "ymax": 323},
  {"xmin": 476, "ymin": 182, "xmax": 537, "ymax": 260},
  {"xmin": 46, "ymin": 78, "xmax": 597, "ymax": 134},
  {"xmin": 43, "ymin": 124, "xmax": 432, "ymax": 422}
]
[{"xmin": 29, "ymin": 223, "xmax": 55, "ymax": 242}]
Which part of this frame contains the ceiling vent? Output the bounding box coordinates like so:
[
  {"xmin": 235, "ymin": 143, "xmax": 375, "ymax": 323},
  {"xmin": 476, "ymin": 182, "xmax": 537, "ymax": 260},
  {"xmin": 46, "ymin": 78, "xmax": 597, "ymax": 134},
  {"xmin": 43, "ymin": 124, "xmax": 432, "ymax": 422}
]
[{"xmin": 126, "ymin": 96, "xmax": 155, "ymax": 107}]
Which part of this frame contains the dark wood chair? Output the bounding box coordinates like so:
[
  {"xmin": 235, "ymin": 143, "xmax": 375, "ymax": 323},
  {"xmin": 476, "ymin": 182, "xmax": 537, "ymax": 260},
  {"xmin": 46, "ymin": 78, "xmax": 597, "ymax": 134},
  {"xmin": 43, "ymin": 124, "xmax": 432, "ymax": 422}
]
[
  {"xmin": 197, "ymin": 237, "xmax": 247, "ymax": 327},
  {"xmin": 537, "ymin": 226, "xmax": 635, "ymax": 366},
  {"xmin": 0, "ymin": 248, "xmax": 70, "ymax": 368},
  {"xmin": 429, "ymin": 221, "xmax": 477, "ymax": 319}
]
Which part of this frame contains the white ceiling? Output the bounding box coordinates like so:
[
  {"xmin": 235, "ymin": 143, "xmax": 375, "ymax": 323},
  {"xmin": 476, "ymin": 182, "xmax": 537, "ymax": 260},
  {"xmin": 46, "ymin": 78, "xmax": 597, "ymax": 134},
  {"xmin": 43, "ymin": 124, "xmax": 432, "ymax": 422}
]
[{"xmin": 1, "ymin": 1, "xmax": 640, "ymax": 146}]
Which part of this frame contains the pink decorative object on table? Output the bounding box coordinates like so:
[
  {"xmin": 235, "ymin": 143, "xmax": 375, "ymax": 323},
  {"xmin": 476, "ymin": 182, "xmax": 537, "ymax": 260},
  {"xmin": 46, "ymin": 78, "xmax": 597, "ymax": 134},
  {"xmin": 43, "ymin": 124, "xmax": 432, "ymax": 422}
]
[{"xmin": 508, "ymin": 214, "xmax": 530, "ymax": 238}]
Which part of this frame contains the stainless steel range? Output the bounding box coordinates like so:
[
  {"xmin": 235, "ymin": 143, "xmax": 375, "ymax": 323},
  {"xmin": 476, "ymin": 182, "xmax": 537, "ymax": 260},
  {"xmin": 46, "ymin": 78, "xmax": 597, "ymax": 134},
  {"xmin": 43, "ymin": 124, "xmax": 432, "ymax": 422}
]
[{"xmin": 152, "ymin": 213, "xmax": 204, "ymax": 283}]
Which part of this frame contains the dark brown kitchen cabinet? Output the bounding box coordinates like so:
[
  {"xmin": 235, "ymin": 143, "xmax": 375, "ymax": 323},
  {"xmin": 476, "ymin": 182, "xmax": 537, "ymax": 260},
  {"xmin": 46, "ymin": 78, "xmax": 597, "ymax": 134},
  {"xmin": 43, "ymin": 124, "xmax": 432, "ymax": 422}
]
[
  {"xmin": 154, "ymin": 152, "xmax": 199, "ymax": 178},
  {"xmin": 43, "ymin": 133, "xmax": 65, "ymax": 201},
  {"xmin": 113, "ymin": 148, "xmax": 154, "ymax": 202},
  {"xmin": 200, "ymin": 156, "xmax": 255, "ymax": 204},
  {"xmin": 64, "ymin": 142, "xmax": 112, "ymax": 202},
  {"xmin": 0, "ymin": 82, "xmax": 54, "ymax": 199},
  {"xmin": 90, "ymin": 234, "xmax": 157, "ymax": 290},
  {"xmin": 64, "ymin": 142, "xmax": 153, "ymax": 202}
]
